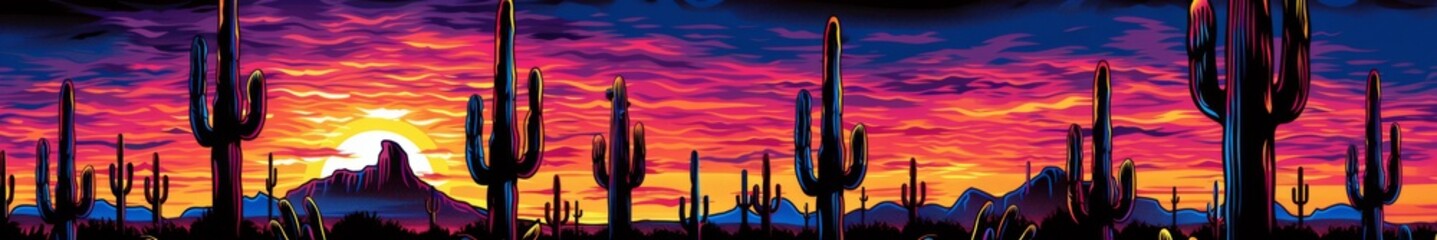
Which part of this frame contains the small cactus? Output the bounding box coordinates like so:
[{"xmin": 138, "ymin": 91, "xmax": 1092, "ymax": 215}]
[
  {"xmin": 1206, "ymin": 181, "xmax": 1220, "ymax": 240},
  {"xmin": 1171, "ymin": 186, "xmax": 1180, "ymax": 231},
  {"xmin": 793, "ymin": 16, "xmax": 869, "ymax": 240},
  {"xmin": 592, "ymin": 76, "xmax": 646, "ymax": 240},
  {"xmin": 734, "ymin": 169, "xmax": 752, "ymax": 231},
  {"xmin": 858, "ymin": 187, "xmax": 869, "ymax": 225},
  {"xmin": 144, "ymin": 153, "xmax": 169, "ymax": 227},
  {"xmin": 801, "ymin": 203, "xmax": 811, "ymax": 233},
  {"xmin": 747, "ymin": 153, "xmax": 782, "ymax": 237},
  {"xmin": 270, "ymin": 197, "xmax": 327, "ymax": 240},
  {"xmin": 571, "ymin": 200, "xmax": 583, "ymax": 235},
  {"xmin": 109, "ymin": 134, "xmax": 136, "ymax": 230},
  {"xmin": 900, "ymin": 157, "xmax": 926, "ymax": 226},
  {"xmin": 1, "ymin": 152, "xmax": 15, "ymax": 224},
  {"xmin": 1345, "ymin": 70, "xmax": 1402, "ymax": 240},
  {"xmin": 267, "ymin": 153, "xmax": 279, "ymax": 224},
  {"xmin": 426, "ymin": 188, "xmax": 441, "ymax": 230},
  {"xmin": 543, "ymin": 175, "xmax": 569, "ymax": 240},
  {"xmin": 678, "ymin": 151, "xmax": 709, "ymax": 240},
  {"xmin": 1291, "ymin": 167, "xmax": 1311, "ymax": 228},
  {"xmin": 969, "ymin": 201, "xmax": 1036, "ymax": 240},
  {"xmin": 35, "ymin": 80, "xmax": 98, "ymax": 240},
  {"xmin": 1065, "ymin": 61, "xmax": 1137, "ymax": 240}
]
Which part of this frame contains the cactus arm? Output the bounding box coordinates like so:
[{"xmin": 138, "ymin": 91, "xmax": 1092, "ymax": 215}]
[
  {"xmin": 160, "ymin": 175, "xmax": 169, "ymax": 203},
  {"xmin": 277, "ymin": 199, "xmax": 301, "ymax": 238},
  {"xmin": 918, "ymin": 181, "xmax": 926, "ymax": 207},
  {"xmin": 769, "ymin": 184, "xmax": 783, "ymax": 214},
  {"xmin": 702, "ymin": 195, "xmax": 710, "ymax": 223},
  {"xmin": 793, "ymin": 90, "xmax": 820, "ymax": 195},
  {"xmin": 75, "ymin": 166, "xmax": 96, "ymax": 216},
  {"xmin": 35, "ymin": 140, "xmax": 57, "ymax": 223},
  {"xmin": 187, "ymin": 37, "xmax": 215, "ymax": 147},
  {"xmin": 515, "ymin": 68, "xmax": 545, "ymax": 179},
  {"xmin": 1345, "ymin": 144, "xmax": 1364, "ymax": 204},
  {"xmin": 1382, "ymin": 123, "xmax": 1402, "ymax": 204},
  {"xmin": 842, "ymin": 125, "xmax": 868, "ymax": 189},
  {"xmin": 678, "ymin": 196, "xmax": 688, "ymax": 224},
  {"xmin": 1186, "ymin": 0, "xmax": 1223, "ymax": 123},
  {"xmin": 1064, "ymin": 125, "xmax": 1088, "ymax": 220},
  {"xmin": 465, "ymin": 95, "xmax": 493, "ymax": 183},
  {"xmin": 1112, "ymin": 158, "xmax": 1137, "ymax": 219},
  {"xmin": 628, "ymin": 122, "xmax": 647, "ymax": 190},
  {"xmin": 1270, "ymin": 0, "xmax": 1311, "ymax": 124},
  {"xmin": 591, "ymin": 135, "xmax": 610, "ymax": 189},
  {"xmin": 239, "ymin": 70, "xmax": 268, "ymax": 140}
]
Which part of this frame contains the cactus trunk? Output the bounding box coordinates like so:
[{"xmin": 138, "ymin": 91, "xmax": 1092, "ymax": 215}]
[
  {"xmin": 144, "ymin": 153, "xmax": 169, "ymax": 228},
  {"xmin": 678, "ymin": 151, "xmax": 709, "ymax": 240},
  {"xmin": 35, "ymin": 80, "xmax": 98, "ymax": 240},
  {"xmin": 591, "ymin": 76, "xmax": 646, "ymax": 240},
  {"xmin": 793, "ymin": 16, "xmax": 868, "ymax": 240},
  {"xmin": 543, "ymin": 175, "xmax": 568, "ymax": 240},
  {"xmin": 109, "ymin": 134, "xmax": 135, "ymax": 231},
  {"xmin": 749, "ymin": 153, "xmax": 780, "ymax": 237},
  {"xmin": 1345, "ymin": 71, "xmax": 1402, "ymax": 240},
  {"xmin": 900, "ymin": 158, "xmax": 926, "ymax": 226},
  {"xmin": 1292, "ymin": 167, "xmax": 1310, "ymax": 228},
  {"xmin": 1065, "ymin": 61, "xmax": 1137, "ymax": 240}
]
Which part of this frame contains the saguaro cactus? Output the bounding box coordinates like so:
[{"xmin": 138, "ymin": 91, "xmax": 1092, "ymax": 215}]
[
  {"xmin": 266, "ymin": 153, "xmax": 278, "ymax": 223},
  {"xmin": 1187, "ymin": 0, "xmax": 1311, "ymax": 237},
  {"xmin": 1291, "ymin": 167, "xmax": 1310, "ymax": 228},
  {"xmin": 427, "ymin": 188, "xmax": 441, "ymax": 229},
  {"xmin": 144, "ymin": 153, "xmax": 169, "ymax": 227},
  {"xmin": 188, "ymin": 0, "xmax": 269, "ymax": 236},
  {"xmin": 735, "ymin": 169, "xmax": 752, "ymax": 231},
  {"xmin": 1345, "ymin": 71, "xmax": 1402, "ymax": 240},
  {"xmin": 1065, "ymin": 61, "xmax": 1137, "ymax": 240},
  {"xmin": 571, "ymin": 200, "xmax": 583, "ymax": 235},
  {"xmin": 747, "ymin": 153, "xmax": 781, "ymax": 236},
  {"xmin": 591, "ymin": 76, "xmax": 646, "ymax": 240},
  {"xmin": 270, "ymin": 197, "xmax": 327, "ymax": 240},
  {"xmin": 970, "ymin": 202, "xmax": 1037, "ymax": 240},
  {"xmin": 858, "ymin": 187, "xmax": 868, "ymax": 225},
  {"xmin": 35, "ymin": 80, "xmax": 97, "ymax": 240},
  {"xmin": 1171, "ymin": 186, "xmax": 1181, "ymax": 230},
  {"xmin": 464, "ymin": 1, "xmax": 547, "ymax": 239},
  {"xmin": 543, "ymin": 175, "xmax": 569, "ymax": 240},
  {"xmin": 1, "ymin": 152, "xmax": 14, "ymax": 224},
  {"xmin": 900, "ymin": 157, "xmax": 926, "ymax": 226},
  {"xmin": 108, "ymin": 134, "xmax": 135, "ymax": 230},
  {"xmin": 678, "ymin": 151, "xmax": 709, "ymax": 240},
  {"xmin": 1206, "ymin": 181, "xmax": 1220, "ymax": 240},
  {"xmin": 793, "ymin": 16, "xmax": 869, "ymax": 240},
  {"xmin": 801, "ymin": 203, "xmax": 811, "ymax": 232}
]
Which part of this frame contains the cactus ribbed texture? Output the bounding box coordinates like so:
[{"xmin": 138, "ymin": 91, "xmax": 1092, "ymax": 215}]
[
  {"xmin": 970, "ymin": 202, "xmax": 1036, "ymax": 240},
  {"xmin": 270, "ymin": 197, "xmax": 327, "ymax": 240},
  {"xmin": 543, "ymin": 175, "xmax": 569, "ymax": 240},
  {"xmin": 1, "ymin": 152, "xmax": 14, "ymax": 224},
  {"xmin": 144, "ymin": 153, "xmax": 169, "ymax": 227},
  {"xmin": 35, "ymin": 80, "xmax": 97, "ymax": 240},
  {"xmin": 748, "ymin": 153, "xmax": 781, "ymax": 236},
  {"xmin": 1291, "ymin": 167, "xmax": 1310, "ymax": 228},
  {"xmin": 900, "ymin": 157, "xmax": 926, "ymax": 225},
  {"xmin": 793, "ymin": 16, "xmax": 868, "ymax": 240},
  {"xmin": 1187, "ymin": 0, "xmax": 1311, "ymax": 238},
  {"xmin": 1345, "ymin": 70, "xmax": 1402, "ymax": 240},
  {"xmin": 1066, "ymin": 61, "xmax": 1137, "ymax": 240},
  {"xmin": 591, "ymin": 76, "xmax": 646, "ymax": 240},
  {"xmin": 678, "ymin": 151, "xmax": 710, "ymax": 240},
  {"xmin": 108, "ymin": 134, "xmax": 135, "ymax": 230}
]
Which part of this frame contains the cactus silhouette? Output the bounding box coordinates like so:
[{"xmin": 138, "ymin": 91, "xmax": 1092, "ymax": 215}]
[
  {"xmin": 678, "ymin": 151, "xmax": 710, "ymax": 240},
  {"xmin": 266, "ymin": 153, "xmax": 278, "ymax": 224},
  {"xmin": 591, "ymin": 76, "xmax": 646, "ymax": 240},
  {"xmin": 543, "ymin": 175, "xmax": 569, "ymax": 240},
  {"xmin": 1206, "ymin": 181, "xmax": 1221, "ymax": 240},
  {"xmin": 1187, "ymin": 0, "xmax": 1311, "ymax": 237},
  {"xmin": 426, "ymin": 188, "xmax": 441, "ymax": 230},
  {"xmin": 970, "ymin": 201, "xmax": 1037, "ymax": 240},
  {"xmin": 1026, "ymin": 161, "xmax": 1032, "ymax": 183},
  {"xmin": 143, "ymin": 153, "xmax": 169, "ymax": 227},
  {"xmin": 735, "ymin": 169, "xmax": 752, "ymax": 231},
  {"xmin": 188, "ymin": 0, "xmax": 270, "ymax": 236},
  {"xmin": 1171, "ymin": 186, "xmax": 1180, "ymax": 230},
  {"xmin": 801, "ymin": 203, "xmax": 811, "ymax": 233},
  {"xmin": 900, "ymin": 157, "xmax": 926, "ymax": 226},
  {"xmin": 1397, "ymin": 225, "xmax": 1413, "ymax": 240},
  {"xmin": 34, "ymin": 80, "xmax": 97, "ymax": 240},
  {"xmin": 1, "ymin": 152, "xmax": 14, "ymax": 224},
  {"xmin": 793, "ymin": 16, "xmax": 869, "ymax": 240},
  {"xmin": 747, "ymin": 153, "xmax": 781, "ymax": 236},
  {"xmin": 1065, "ymin": 61, "xmax": 1137, "ymax": 240},
  {"xmin": 858, "ymin": 187, "xmax": 868, "ymax": 225},
  {"xmin": 108, "ymin": 134, "xmax": 135, "ymax": 230},
  {"xmin": 1291, "ymin": 167, "xmax": 1310, "ymax": 228},
  {"xmin": 270, "ymin": 197, "xmax": 327, "ymax": 240},
  {"xmin": 1345, "ymin": 71, "xmax": 1402, "ymax": 240},
  {"xmin": 571, "ymin": 200, "xmax": 583, "ymax": 235},
  {"xmin": 464, "ymin": 1, "xmax": 547, "ymax": 239}
]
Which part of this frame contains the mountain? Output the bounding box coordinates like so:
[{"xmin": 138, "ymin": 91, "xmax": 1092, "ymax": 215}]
[{"xmin": 283, "ymin": 140, "xmax": 485, "ymax": 229}]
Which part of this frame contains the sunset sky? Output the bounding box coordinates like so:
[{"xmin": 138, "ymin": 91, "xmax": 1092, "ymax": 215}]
[{"xmin": 1, "ymin": 0, "xmax": 1435, "ymax": 223}]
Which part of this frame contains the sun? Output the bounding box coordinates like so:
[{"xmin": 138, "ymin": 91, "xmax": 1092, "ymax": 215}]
[{"xmin": 308, "ymin": 109, "xmax": 447, "ymax": 178}]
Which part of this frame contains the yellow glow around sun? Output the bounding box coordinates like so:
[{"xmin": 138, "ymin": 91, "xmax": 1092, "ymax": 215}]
[{"xmin": 307, "ymin": 109, "xmax": 447, "ymax": 179}]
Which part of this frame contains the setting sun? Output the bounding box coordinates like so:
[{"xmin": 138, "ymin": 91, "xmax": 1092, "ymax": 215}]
[{"xmin": 309, "ymin": 109, "xmax": 447, "ymax": 178}]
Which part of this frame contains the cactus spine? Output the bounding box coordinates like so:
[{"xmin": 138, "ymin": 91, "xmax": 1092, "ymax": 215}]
[
  {"xmin": 747, "ymin": 153, "xmax": 781, "ymax": 236},
  {"xmin": 735, "ymin": 169, "xmax": 752, "ymax": 231},
  {"xmin": 464, "ymin": 1, "xmax": 547, "ymax": 239},
  {"xmin": 900, "ymin": 157, "xmax": 926, "ymax": 226},
  {"xmin": 1171, "ymin": 186, "xmax": 1180, "ymax": 231},
  {"xmin": 1291, "ymin": 166, "xmax": 1310, "ymax": 228},
  {"xmin": 267, "ymin": 153, "xmax": 278, "ymax": 223},
  {"xmin": 1345, "ymin": 71, "xmax": 1402, "ymax": 240},
  {"xmin": 591, "ymin": 76, "xmax": 646, "ymax": 240},
  {"xmin": 108, "ymin": 134, "xmax": 135, "ymax": 230},
  {"xmin": 188, "ymin": 0, "xmax": 270, "ymax": 236},
  {"xmin": 543, "ymin": 175, "xmax": 569, "ymax": 240},
  {"xmin": 1, "ymin": 152, "xmax": 14, "ymax": 224},
  {"xmin": 970, "ymin": 202, "xmax": 1037, "ymax": 240},
  {"xmin": 143, "ymin": 153, "xmax": 169, "ymax": 227},
  {"xmin": 269, "ymin": 197, "xmax": 327, "ymax": 240},
  {"xmin": 793, "ymin": 16, "xmax": 869, "ymax": 240},
  {"xmin": 1065, "ymin": 61, "xmax": 1137, "ymax": 240},
  {"xmin": 678, "ymin": 151, "xmax": 709, "ymax": 240},
  {"xmin": 858, "ymin": 187, "xmax": 868, "ymax": 225},
  {"xmin": 35, "ymin": 80, "xmax": 97, "ymax": 240},
  {"xmin": 427, "ymin": 188, "xmax": 441, "ymax": 230},
  {"xmin": 1187, "ymin": 0, "xmax": 1311, "ymax": 237}
]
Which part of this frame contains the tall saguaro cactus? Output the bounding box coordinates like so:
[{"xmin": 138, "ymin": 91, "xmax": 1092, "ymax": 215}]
[
  {"xmin": 678, "ymin": 151, "xmax": 709, "ymax": 240},
  {"xmin": 188, "ymin": 0, "xmax": 269, "ymax": 237},
  {"xmin": 1065, "ymin": 61, "xmax": 1137, "ymax": 240},
  {"xmin": 543, "ymin": 175, "xmax": 569, "ymax": 240},
  {"xmin": 1187, "ymin": 0, "xmax": 1311, "ymax": 237},
  {"xmin": 734, "ymin": 169, "xmax": 752, "ymax": 231},
  {"xmin": 1, "ymin": 152, "xmax": 14, "ymax": 224},
  {"xmin": 144, "ymin": 153, "xmax": 169, "ymax": 227},
  {"xmin": 35, "ymin": 80, "xmax": 97, "ymax": 240},
  {"xmin": 1345, "ymin": 71, "xmax": 1402, "ymax": 240},
  {"xmin": 591, "ymin": 76, "xmax": 646, "ymax": 240},
  {"xmin": 793, "ymin": 16, "xmax": 869, "ymax": 240},
  {"xmin": 465, "ymin": 1, "xmax": 547, "ymax": 239},
  {"xmin": 747, "ymin": 153, "xmax": 781, "ymax": 236},
  {"xmin": 109, "ymin": 134, "xmax": 135, "ymax": 230},
  {"xmin": 900, "ymin": 157, "xmax": 925, "ymax": 226},
  {"xmin": 1291, "ymin": 167, "xmax": 1310, "ymax": 228}
]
